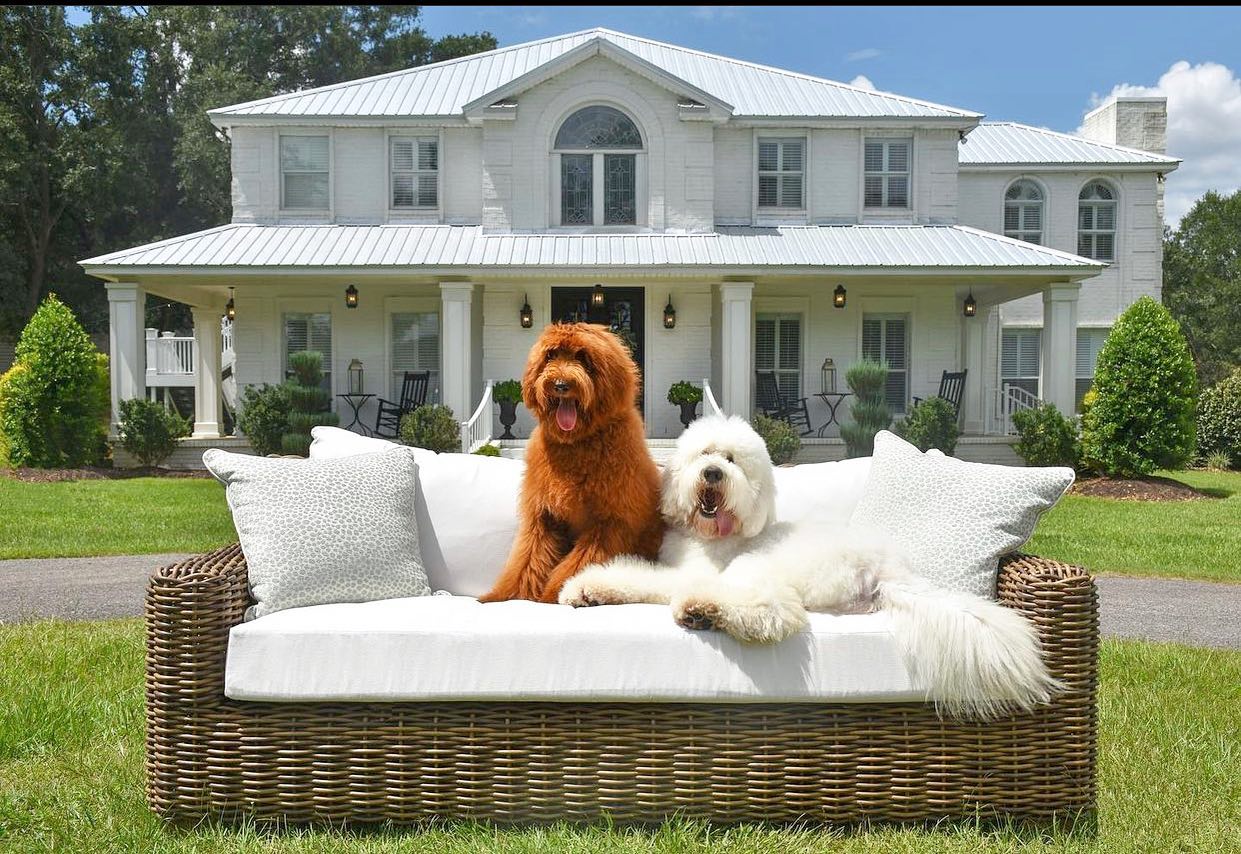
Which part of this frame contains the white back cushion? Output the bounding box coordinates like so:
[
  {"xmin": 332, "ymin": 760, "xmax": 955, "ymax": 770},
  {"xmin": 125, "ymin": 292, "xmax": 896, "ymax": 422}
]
[{"xmin": 773, "ymin": 457, "xmax": 873, "ymax": 527}]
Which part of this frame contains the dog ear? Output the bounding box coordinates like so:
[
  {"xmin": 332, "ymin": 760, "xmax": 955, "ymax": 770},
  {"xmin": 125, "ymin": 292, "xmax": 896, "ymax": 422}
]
[
  {"xmin": 588, "ymin": 326, "xmax": 639, "ymax": 412},
  {"xmin": 520, "ymin": 333, "xmax": 548, "ymax": 411}
]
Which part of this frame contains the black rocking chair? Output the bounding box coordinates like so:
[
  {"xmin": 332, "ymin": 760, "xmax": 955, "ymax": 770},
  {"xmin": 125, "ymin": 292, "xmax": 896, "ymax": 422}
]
[
  {"xmin": 913, "ymin": 369, "xmax": 968, "ymax": 419},
  {"xmin": 755, "ymin": 371, "xmax": 813, "ymax": 436},
  {"xmin": 374, "ymin": 371, "xmax": 431, "ymax": 439}
]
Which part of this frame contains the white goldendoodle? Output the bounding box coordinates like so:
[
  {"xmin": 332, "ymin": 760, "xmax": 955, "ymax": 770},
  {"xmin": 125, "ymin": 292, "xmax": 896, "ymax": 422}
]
[{"xmin": 560, "ymin": 415, "xmax": 1061, "ymax": 719}]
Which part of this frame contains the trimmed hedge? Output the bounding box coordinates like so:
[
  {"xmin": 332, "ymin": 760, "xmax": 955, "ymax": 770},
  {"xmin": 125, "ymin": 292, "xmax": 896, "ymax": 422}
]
[
  {"xmin": 400, "ymin": 404, "xmax": 460, "ymax": 454},
  {"xmin": 1012, "ymin": 404, "xmax": 1080, "ymax": 469},
  {"xmin": 1197, "ymin": 369, "xmax": 1241, "ymax": 468},
  {"xmin": 752, "ymin": 413, "xmax": 800, "ymax": 465},
  {"xmin": 117, "ymin": 398, "xmax": 190, "ymax": 467},
  {"xmin": 894, "ymin": 397, "xmax": 960, "ymax": 455}
]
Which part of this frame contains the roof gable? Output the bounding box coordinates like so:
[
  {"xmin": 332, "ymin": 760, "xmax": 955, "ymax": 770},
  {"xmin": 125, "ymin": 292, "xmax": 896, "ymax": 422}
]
[{"xmin": 208, "ymin": 28, "xmax": 980, "ymax": 123}]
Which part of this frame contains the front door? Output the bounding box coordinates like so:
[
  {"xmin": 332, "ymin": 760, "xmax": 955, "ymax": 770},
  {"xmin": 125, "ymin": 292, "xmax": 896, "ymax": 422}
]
[{"xmin": 550, "ymin": 286, "xmax": 645, "ymax": 409}]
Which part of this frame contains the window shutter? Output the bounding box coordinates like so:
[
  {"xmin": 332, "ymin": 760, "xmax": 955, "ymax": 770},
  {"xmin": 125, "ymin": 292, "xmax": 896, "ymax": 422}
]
[
  {"xmin": 284, "ymin": 313, "xmax": 332, "ymax": 390},
  {"xmin": 758, "ymin": 176, "xmax": 778, "ymax": 207},
  {"xmin": 758, "ymin": 142, "xmax": 779, "ymax": 172},
  {"xmin": 1004, "ymin": 205, "xmax": 1020, "ymax": 232},
  {"xmin": 755, "ymin": 317, "xmax": 776, "ymax": 371},
  {"xmin": 392, "ymin": 175, "xmax": 414, "ymax": 208},
  {"xmin": 864, "ymin": 142, "xmax": 884, "ymax": 173},
  {"xmin": 886, "ymin": 176, "xmax": 909, "ymax": 208},
  {"xmin": 281, "ymin": 137, "xmax": 329, "ymax": 209},
  {"xmin": 417, "ymin": 140, "xmax": 437, "ymax": 171},
  {"xmin": 391, "ymin": 312, "xmax": 440, "ymax": 400},
  {"xmin": 780, "ymin": 175, "xmax": 803, "ymax": 208},
  {"xmin": 863, "ymin": 177, "xmax": 883, "ymax": 208},
  {"xmin": 883, "ymin": 318, "xmax": 907, "ymax": 369},
  {"xmin": 862, "ymin": 318, "xmax": 882, "ymax": 362},
  {"xmin": 886, "ymin": 142, "xmax": 909, "ymax": 173},
  {"xmin": 417, "ymin": 174, "xmax": 438, "ymax": 207},
  {"xmin": 781, "ymin": 141, "xmax": 804, "ymax": 172},
  {"xmin": 391, "ymin": 139, "xmax": 415, "ymax": 172},
  {"xmin": 281, "ymin": 136, "xmax": 328, "ymax": 172}
]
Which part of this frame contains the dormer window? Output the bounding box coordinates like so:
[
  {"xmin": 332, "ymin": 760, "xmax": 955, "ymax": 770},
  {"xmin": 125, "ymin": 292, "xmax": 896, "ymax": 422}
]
[
  {"xmin": 391, "ymin": 137, "xmax": 438, "ymax": 209},
  {"xmin": 553, "ymin": 105, "xmax": 643, "ymax": 226}
]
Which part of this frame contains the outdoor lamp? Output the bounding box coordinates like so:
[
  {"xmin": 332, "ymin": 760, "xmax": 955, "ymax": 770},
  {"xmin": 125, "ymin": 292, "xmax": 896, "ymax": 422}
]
[
  {"xmin": 591, "ymin": 283, "xmax": 606, "ymax": 308},
  {"xmin": 821, "ymin": 358, "xmax": 837, "ymax": 394},
  {"xmin": 964, "ymin": 292, "xmax": 977, "ymax": 317},
  {"xmin": 833, "ymin": 284, "xmax": 847, "ymax": 309},
  {"xmin": 225, "ymin": 287, "xmax": 236, "ymax": 321},
  {"xmin": 345, "ymin": 284, "xmax": 359, "ymax": 309},
  {"xmin": 663, "ymin": 295, "xmax": 676, "ymax": 329},
  {"xmin": 520, "ymin": 294, "xmax": 533, "ymax": 328},
  {"xmin": 348, "ymin": 359, "xmax": 364, "ymax": 395}
]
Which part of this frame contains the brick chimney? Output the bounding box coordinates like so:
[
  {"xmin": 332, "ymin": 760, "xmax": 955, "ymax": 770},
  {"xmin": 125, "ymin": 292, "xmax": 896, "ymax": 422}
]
[{"xmin": 1081, "ymin": 96, "xmax": 1169, "ymax": 221}]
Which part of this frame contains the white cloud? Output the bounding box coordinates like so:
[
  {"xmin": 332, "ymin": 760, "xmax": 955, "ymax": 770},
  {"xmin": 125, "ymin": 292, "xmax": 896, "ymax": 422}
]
[
  {"xmin": 1081, "ymin": 61, "xmax": 1241, "ymax": 226},
  {"xmin": 846, "ymin": 48, "xmax": 882, "ymax": 62},
  {"xmin": 689, "ymin": 6, "xmax": 743, "ymax": 21},
  {"xmin": 849, "ymin": 74, "xmax": 876, "ymax": 91}
]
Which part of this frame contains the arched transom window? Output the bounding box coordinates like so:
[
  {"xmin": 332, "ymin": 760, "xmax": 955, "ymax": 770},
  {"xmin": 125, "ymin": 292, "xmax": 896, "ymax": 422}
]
[
  {"xmin": 1004, "ymin": 180, "xmax": 1044, "ymax": 244},
  {"xmin": 554, "ymin": 105, "xmax": 643, "ymax": 226},
  {"xmin": 1078, "ymin": 181, "xmax": 1116, "ymax": 261}
]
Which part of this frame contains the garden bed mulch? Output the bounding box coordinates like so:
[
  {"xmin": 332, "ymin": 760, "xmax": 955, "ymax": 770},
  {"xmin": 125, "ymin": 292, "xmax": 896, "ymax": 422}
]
[
  {"xmin": 1072, "ymin": 475, "xmax": 1213, "ymax": 501},
  {"xmin": 4, "ymin": 466, "xmax": 213, "ymax": 483}
]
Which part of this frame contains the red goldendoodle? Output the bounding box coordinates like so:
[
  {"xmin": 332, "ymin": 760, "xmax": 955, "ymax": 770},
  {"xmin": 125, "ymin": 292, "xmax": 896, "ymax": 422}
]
[{"xmin": 479, "ymin": 322, "xmax": 663, "ymax": 604}]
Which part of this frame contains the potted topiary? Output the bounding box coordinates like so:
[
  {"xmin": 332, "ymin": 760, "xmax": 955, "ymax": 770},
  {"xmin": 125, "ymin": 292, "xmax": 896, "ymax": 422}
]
[
  {"xmin": 668, "ymin": 381, "xmax": 703, "ymax": 429},
  {"xmin": 840, "ymin": 359, "xmax": 891, "ymax": 458},
  {"xmin": 493, "ymin": 379, "xmax": 522, "ymax": 439}
]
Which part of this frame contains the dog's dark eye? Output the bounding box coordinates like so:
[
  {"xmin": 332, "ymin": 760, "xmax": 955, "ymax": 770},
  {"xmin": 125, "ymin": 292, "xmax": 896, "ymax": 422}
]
[
  {"xmin": 725, "ymin": 453, "xmax": 734, "ymax": 463},
  {"xmin": 545, "ymin": 350, "xmax": 556, "ymax": 362},
  {"xmin": 576, "ymin": 350, "xmax": 594, "ymax": 373}
]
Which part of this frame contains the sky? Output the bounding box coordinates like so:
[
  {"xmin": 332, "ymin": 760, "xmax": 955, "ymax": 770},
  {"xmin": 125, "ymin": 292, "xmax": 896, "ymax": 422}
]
[{"xmin": 418, "ymin": 6, "xmax": 1241, "ymax": 224}]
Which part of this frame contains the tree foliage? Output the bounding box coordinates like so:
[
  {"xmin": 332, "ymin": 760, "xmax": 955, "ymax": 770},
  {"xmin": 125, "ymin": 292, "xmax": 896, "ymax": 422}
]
[
  {"xmin": 1163, "ymin": 189, "xmax": 1241, "ymax": 387},
  {"xmin": 0, "ymin": 6, "xmax": 495, "ymax": 335}
]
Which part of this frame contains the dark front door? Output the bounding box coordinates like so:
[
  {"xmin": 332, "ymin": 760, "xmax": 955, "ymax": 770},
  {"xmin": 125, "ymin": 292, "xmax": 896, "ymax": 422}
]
[{"xmin": 550, "ymin": 287, "xmax": 645, "ymax": 409}]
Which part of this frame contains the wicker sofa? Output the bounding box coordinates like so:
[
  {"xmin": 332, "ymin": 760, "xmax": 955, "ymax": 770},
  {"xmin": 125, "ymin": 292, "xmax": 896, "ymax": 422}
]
[{"xmin": 145, "ymin": 544, "xmax": 1097, "ymax": 826}]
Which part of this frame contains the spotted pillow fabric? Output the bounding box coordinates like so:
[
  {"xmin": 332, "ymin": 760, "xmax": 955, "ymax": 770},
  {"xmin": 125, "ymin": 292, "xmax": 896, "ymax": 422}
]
[
  {"xmin": 203, "ymin": 447, "xmax": 430, "ymax": 618},
  {"xmin": 848, "ymin": 431, "xmax": 1074, "ymax": 598}
]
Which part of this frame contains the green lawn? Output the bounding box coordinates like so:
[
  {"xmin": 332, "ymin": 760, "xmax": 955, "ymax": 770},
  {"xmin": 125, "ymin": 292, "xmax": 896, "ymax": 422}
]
[
  {"xmin": 0, "ymin": 476, "xmax": 236, "ymax": 559},
  {"xmin": 1027, "ymin": 469, "xmax": 1241, "ymax": 583},
  {"xmin": 1, "ymin": 619, "xmax": 1237, "ymax": 852}
]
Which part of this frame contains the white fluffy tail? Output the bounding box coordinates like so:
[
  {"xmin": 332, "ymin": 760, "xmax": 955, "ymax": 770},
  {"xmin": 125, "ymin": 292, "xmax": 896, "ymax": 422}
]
[{"xmin": 877, "ymin": 579, "xmax": 1063, "ymax": 720}]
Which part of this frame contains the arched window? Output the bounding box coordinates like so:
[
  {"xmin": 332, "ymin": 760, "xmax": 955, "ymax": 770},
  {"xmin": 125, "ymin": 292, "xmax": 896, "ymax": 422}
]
[
  {"xmin": 1004, "ymin": 180, "xmax": 1043, "ymax": 244},
  {"xmin": 554, "ymin": 106, "xmax": 643, "ymax": 226},
  {"xmin": 1078, "ymin": 181, "xmax": 1117, "ymax": 261}
]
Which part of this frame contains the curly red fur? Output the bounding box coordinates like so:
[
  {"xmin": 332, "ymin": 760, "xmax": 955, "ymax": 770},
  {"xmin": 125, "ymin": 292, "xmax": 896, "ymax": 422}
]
[{"xmin": 478, "ymin": 322, "xmax": 664, "ymax": 604}]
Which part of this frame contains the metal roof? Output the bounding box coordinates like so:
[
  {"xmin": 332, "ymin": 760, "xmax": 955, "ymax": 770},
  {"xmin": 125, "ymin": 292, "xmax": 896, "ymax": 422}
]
[
  {"xmin": 960, "ymin": 122, "xmax": 1180, "ymax": 167},
  {"xmin": 209, "ymin": 29, "xmax": 978, "ymax": 121},
  {"xmin": 82, "ymin": 224, "xmax": 1101, "ymax": 273}
]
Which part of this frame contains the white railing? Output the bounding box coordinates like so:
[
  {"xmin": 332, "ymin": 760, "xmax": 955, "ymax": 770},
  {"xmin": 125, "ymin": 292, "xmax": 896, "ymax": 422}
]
[
  {"xmin": 221, "ymin": 317, "xmax": 234, "ymax": 355},
  {"xmin": 146, "ymin": 329, "xmax": 195, "ymax": 378},
  {"xmin": 702, "ymin": 377, "xmax": 724, "ymax": 417},
  {"xmin": 987, "ymin": 382, "xmax": 1044, "ymax": 435},
  {"xmin": 460, "ymin": 380, "xmax": 495, "ymax": 453}
]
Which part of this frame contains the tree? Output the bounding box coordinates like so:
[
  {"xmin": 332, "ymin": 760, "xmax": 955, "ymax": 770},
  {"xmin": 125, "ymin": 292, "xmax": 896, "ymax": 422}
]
[{"xmin": 1163, "ymin": 189, "xmax": 1241, "ymax": 387}]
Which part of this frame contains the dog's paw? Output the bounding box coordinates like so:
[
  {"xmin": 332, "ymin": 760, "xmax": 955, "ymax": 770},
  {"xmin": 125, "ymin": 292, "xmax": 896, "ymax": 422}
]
[
  {"xmin": 558, "ymin": 578, "xmax": 623, "ymax": 607},
  {"xmin": 673, "ymin": 598, "xmax": 722, "ymax": 631}
]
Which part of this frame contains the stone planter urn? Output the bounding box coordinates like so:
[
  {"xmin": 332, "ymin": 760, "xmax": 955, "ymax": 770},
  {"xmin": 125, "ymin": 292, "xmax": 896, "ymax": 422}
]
[
  {"xmin": 678, "ymin": 401, "xmax": 699, "ymax": 429},
  {"xmin": 498, "ymin": 400, "xmax": 519, "ymax": 440}
]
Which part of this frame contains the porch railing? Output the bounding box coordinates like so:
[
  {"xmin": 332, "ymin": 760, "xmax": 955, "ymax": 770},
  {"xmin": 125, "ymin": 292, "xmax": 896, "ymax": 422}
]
[
  {"xmin": 146, "ymin": 330, "xmax": 195, "ymax": 383},
  {"xmin": 460, "ymin": 380, "xmax": 495, "ymax": 453},
  {"xmin": 702, "ymin": 378, "xmax": 724, "ymax": 417},
  {"xmin": 987, "ymin": 382, "xmax": 1044, "ymax": 435}
]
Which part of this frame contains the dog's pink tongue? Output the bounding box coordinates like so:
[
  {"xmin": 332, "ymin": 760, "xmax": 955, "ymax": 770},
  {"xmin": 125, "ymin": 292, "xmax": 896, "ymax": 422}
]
[
  {"xmin": 715, "ymin": 509, "xmax": 735, "ymax": 537},
  {"xmin": 556, "ymin": 399, "xmax": 578, "ymax": 432}
]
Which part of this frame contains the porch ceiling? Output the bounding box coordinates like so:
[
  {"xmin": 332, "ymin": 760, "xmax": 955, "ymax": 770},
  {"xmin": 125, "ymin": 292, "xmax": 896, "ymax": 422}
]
[{"xmin": 82, "ymin": 224, "xmax": 1104, "ymax": 284}]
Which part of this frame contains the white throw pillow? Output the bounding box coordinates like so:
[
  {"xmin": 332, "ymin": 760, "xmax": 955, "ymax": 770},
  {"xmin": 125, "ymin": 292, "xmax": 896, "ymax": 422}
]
[
  {"xmin": 309, "ymin": 427, "xmax": 522, "ymax": 596},
  {"xmin": 849, "ymin": 431, "xmax": 1074, "ymax": 598},
  {"xmin": 204, "ymin": 447, "xmax": 430, "ymax": 618},
  {"xmin": 773, "ymin": 457, "xmax": 872, "ymax": 527}
]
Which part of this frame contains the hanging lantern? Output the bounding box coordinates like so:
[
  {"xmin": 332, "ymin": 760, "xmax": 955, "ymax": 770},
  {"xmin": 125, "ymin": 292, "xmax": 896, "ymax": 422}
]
[
  {"xmin": 345, "ymin": 284, "xmax": 359, "ymax": 309},
  {"xmin": 821, "ymin": 358, "xmax": 837, "ymax": 394},
  {"xmin": 347, "ymin": 359, "xmax": 364, "ymax": 395},
  {"xmin": 591, "ymin": 283, "xmax": 606, "ymax": 308},
  {"xmin": 225, "ymin": 287, "xmax": 236, "ymax": 322},
  {"xmin": 833, "ymin": 284, "xmax": 847, "ymax": 309},
  {"xmin": 963, "ymin": 292, "xmax": 977, "ymax": 318},
  {"xmin": 519, "ymin": 294, "xmax": 533, "ymax": 329},
  {"xmin": 663, "ymin": 294, "xmax": 676, "ymax": 329}
]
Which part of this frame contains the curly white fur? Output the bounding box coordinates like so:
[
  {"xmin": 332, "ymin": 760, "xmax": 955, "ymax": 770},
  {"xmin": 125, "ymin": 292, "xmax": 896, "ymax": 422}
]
[{"xmin": 560, "ymin": 415, "xmax": 1061, "ymax": 719}]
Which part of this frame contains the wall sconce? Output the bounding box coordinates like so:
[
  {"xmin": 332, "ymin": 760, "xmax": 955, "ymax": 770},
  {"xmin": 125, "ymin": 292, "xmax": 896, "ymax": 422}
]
[
  {"xmin": 347, "ymin": 359, "xmax": 364, "ymax": 394},
  {"xmin": 833, "ymin": 284, "xmax": 847, "ymax": 309},
  {"xmin": 225, "ymin": 287, "xmax": 236, "ymax": 321},
  {"xmin": 663, "ymin": 294, "xmax": 676, "ymax": 329},
  {"xmin": 591, "ymin": 283, "xmax": 606, "ymax": 308},
  {"xmin": 963, "ymin": 292, "xmax": 977, "ymax": 318},
  {"xmin": 519, "ymin": 294, "xmax": 533, "ymax": 329},
  {"xmin": 345, "ymin": 284, "xmax": 359, "ymax": 309}
]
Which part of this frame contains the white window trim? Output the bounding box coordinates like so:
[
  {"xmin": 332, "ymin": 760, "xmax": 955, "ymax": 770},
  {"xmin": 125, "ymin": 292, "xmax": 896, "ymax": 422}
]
[
  {"xmin": 277, "ymin": 130, "xmax": 333, "ymax": 217},
  {"xmin": 999, "ymin": 326, "xmax": 1043, "ymax": 399},
  {"xmin": 1003, "ymin": 177, "xmax": 1046, "ymax": 245},
  {"xmin": 751, "ymin": 131, "xmax": 809, "ymax": 224},
  {"xmin": 755, "ymin": 136, "xmax": 807, "ymax": 211},
  {"xmin": 387, "ymin": 129, "xmax": 442, "ymax": 217},
  {"xmin": 384, "ymin": 296, "xmax": 441, "ymax": 403},
  {"xmin": 1077, "ymin": 178, "xmax": 1120, "ymax": 264},
  {"xmin": 277, "ymin": 299, "xmax": 336, "ymax": 403},
  {"xmin": 862, "ymin": 136, "xmax": 913, "ymax": 211}
]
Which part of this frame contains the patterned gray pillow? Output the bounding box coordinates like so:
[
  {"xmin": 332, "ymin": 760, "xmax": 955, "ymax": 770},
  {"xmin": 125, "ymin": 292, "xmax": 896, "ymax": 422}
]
[
  {"xmin": 848, "ymin": 431, "xmax": 1074, "ymax": 598},
  {"xmin": 203, "ymin": 447, "xmax": 430, "ymax": 618}
]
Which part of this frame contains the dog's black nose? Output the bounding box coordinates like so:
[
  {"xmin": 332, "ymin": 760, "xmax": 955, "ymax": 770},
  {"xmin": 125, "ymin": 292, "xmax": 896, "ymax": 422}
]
[
  {"xmin": 703, "ymin": 466, "xmax": 723, "ymax": 483},
  {"xmin": 553, "ymin": 380, "xmax": 570, "ymax": 393}
]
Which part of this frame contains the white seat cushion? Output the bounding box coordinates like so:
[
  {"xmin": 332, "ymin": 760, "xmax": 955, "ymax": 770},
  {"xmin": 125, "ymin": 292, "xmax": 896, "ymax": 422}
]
[{"xmin": 225, "ymin": 597, "xmax": 927, "ymax": 704}]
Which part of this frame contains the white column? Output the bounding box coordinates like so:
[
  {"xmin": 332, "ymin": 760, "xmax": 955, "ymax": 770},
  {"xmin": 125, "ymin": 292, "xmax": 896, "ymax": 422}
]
[
  {"xmin": 719, "ymin": 282, "xmax": 754, "ymax": 417},
  {"xmin": 191, "ymin": 305, "xmax": 223, "ymax": 439},
  {"xmin": 961, "ymin": 306, "xmax": 987, "ymax": 435},
  {"xmin": 105, "ymin": 283, "xmax": 145, "ymax": 437},
  {"xmin": 1042, "ymin": 282, "xmax": 1080, "ymax": 416},
  {"xmin": 440, "ymin": 282, "xmax": 475, "ymax": 420}
]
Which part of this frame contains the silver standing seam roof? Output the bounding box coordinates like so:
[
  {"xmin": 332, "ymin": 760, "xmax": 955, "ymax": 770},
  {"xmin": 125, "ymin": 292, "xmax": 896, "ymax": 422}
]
[
  {"xmin": 208, "ymin": 28, "xmax": 979, "ymax": 121},
  {"xmin": 81, "ymin": 224, "xmax": 1103, "ymax": 274},
  {"xmin": 960, "ymin": 122, "xmax": 1180, "ymax": 167}
]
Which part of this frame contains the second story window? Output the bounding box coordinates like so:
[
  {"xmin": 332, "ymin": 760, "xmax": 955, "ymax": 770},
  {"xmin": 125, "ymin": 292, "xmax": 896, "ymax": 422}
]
[
  {"xmin": 1004, "ymin": 180, "xmax": 1044, "ymax": 244},
  {"xmin": 391, "ymin": 137, "xmax": 438, "ymax": 209},
  {"xmin": 554, "ymin": 105, "xmax": 643, "ymax": 226},
  {"xmin": 757, "ymin": 138, "xmax": 804, "ymax": 209},
  {"xmin": 280, "ymin": 135, "xmax": 329, "ymax": 210},
  {"xmin": 864, "ymin": 139, "xmax": 911, "ymax": 209},
  {"xmin": 1078, "ymin": 181, "xmax": 1117, "ymax": 261}
]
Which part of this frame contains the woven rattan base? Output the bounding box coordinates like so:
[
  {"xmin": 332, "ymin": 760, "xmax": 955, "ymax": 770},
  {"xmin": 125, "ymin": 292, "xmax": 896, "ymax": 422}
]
[{"xmin": 146, "ymin": 547, "xmax": 1098, "ymax": 825}]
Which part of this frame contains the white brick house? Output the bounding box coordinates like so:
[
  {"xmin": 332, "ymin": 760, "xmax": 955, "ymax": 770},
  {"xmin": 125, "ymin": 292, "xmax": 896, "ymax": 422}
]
[{"xmin": 82, "ymin": 30, "xmax": 1178, "ymax": 462}]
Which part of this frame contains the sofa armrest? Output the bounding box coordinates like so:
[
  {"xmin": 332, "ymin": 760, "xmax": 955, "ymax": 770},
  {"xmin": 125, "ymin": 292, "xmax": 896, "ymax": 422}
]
[
  {"xmin": 146, "ymin": 544, "xmax": 250, "ymax": 708},
  {"xmin": 996, "ymin": 554, "xmax": 1099, "ymax": 693}
]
